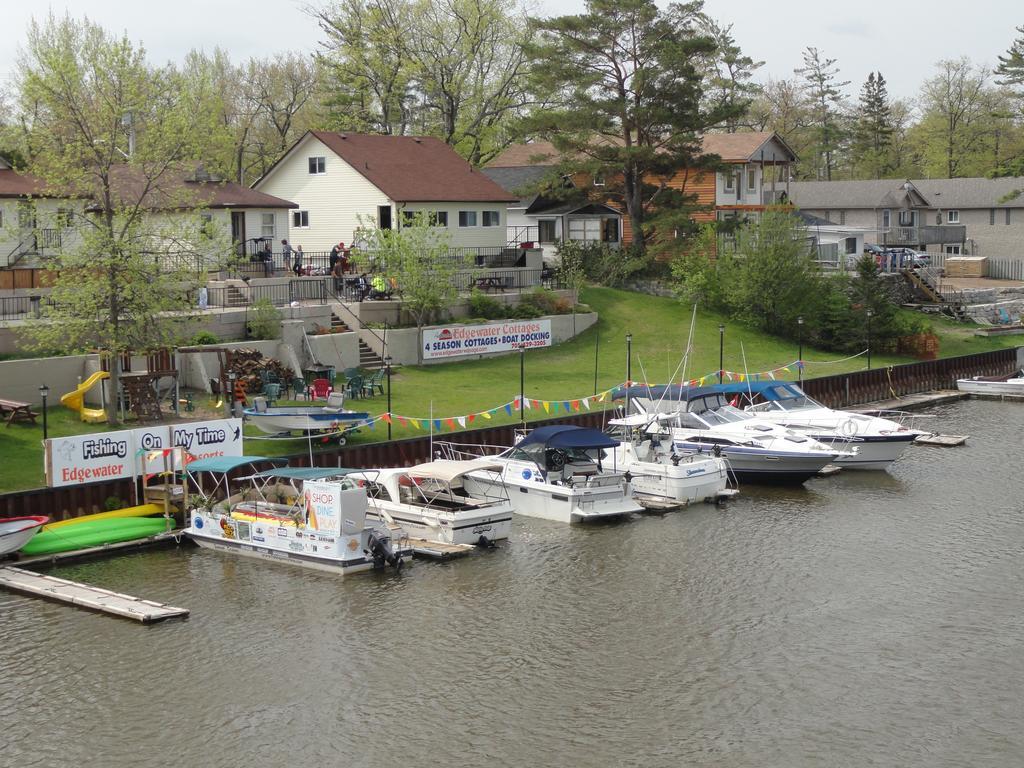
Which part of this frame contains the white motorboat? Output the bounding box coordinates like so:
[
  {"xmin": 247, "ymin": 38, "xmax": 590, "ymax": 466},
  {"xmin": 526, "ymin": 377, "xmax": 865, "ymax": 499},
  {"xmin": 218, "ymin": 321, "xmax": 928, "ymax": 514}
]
[
  {"xmin": 617, "ymin": 386, "xmax": 847, "ymax": 485},
  {"xmin": 243, "ymin": 392, "xmax": 370, "ymax": 439},
  {"xmin": 956, "ymin": 370, "xmax": 1024, "ymax": 396},
  {"xmin": 605, "ymin": 414, "xmax": 733, "ymax": 506},
  {"xmin": 0, "ymin": 516, "xmax": 49, "ymax": 556},
  {"xmin": 437, "ymin": 425, "xmax": 644, "ymax": 524},
  {"xmin": 347, "ymin": 461, "xmax": 513, "ymax": 547},
  {"xmin": 183, "ymin": 457, "xmax": 410, "ymax": 575},
  {"xmin": 713, "ymin": 381, "xmax": 926, "ymax": 470}
]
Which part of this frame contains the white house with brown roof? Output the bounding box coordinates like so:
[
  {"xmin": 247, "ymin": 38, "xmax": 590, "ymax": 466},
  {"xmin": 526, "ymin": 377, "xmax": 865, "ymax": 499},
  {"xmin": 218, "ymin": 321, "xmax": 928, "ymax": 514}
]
[
  {"xmin": 0, "ymin": 157, "xmax": 81, "ymax": 269},
  {"xmin": 252, "ymin": 131, "xmax": 517, "ymax": 253}
]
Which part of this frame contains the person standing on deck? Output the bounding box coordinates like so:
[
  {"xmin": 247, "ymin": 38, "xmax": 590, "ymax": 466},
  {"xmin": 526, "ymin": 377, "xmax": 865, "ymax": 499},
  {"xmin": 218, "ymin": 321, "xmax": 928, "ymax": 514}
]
[
  {"xmin": 281, "ymin": 239, "xmax": 293, "ymax": 276},
  {"xmin": 293, "ymin": 245, "xmax": 304, "ymax": 277}
]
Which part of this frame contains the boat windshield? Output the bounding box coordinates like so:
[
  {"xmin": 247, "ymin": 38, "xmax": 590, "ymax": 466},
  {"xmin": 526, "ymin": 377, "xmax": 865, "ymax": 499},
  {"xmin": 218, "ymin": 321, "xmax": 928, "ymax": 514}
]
[{"xmin": 711, "ymin": 405, "xmax": 752, "ymax": 423}]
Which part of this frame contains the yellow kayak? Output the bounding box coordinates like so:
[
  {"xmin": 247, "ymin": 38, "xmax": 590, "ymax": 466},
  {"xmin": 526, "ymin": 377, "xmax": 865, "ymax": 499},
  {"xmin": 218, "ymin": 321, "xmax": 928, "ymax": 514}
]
[{"xmin": 45, "ymin": 503, "xmax": 166, "ymax": 530}]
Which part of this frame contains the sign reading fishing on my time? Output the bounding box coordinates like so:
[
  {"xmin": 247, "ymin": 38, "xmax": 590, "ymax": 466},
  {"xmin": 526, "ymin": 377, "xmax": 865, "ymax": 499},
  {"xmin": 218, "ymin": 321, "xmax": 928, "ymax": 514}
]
[{"xmin": 422, "ymin": 319, "xmax": 552, "ymax": 360}]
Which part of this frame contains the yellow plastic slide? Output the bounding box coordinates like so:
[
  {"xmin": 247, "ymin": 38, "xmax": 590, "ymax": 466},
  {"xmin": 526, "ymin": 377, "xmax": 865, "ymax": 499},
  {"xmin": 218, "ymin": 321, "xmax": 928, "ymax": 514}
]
[
  {"xmin": 45, "ymin": 503, "xmax": 165, "ymax": 530},
  {"xmin": 60, "ymin": 371, "xmax": 110, "ymax": 423}
]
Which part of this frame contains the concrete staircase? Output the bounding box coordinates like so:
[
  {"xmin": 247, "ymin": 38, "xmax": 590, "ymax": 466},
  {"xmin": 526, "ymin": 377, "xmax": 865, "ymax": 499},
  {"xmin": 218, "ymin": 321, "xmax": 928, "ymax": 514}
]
[
  {"xmin": 224, "ymin": 284, "xmax": 248, "ymax": 308},
  {"xmin": 359, "ymin": 340, "xmax": 384, "ymax": 369}
]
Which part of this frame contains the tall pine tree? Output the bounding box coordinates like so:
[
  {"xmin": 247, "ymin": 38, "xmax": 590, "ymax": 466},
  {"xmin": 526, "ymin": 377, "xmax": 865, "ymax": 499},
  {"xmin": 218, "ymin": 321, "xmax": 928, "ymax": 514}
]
[
  {"xmin": 795, "ymin": 47, "xmax": 849, "ymax": 180},
  {"xmin": 852, "ymin": 72, "xmax": 894, "ymax": 179}
]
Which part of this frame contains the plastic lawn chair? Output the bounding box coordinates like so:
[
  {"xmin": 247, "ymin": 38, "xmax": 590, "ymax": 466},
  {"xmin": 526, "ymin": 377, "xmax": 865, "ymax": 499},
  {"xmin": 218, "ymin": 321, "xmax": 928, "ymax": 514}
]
[
  {"xmin": 263, "ymin": 383, "xmax": 281, "ymax": 406},
  {"xmin": 310, "ymin": 378, "xmax": 333, "ymax": 400},
  {"xmin": 344, "ymin": 375, "xmax": 364, "ymax": 400},
  {"xmin": 362, "ymin": 368, "xmax": 386, "ymax": 397},
  {"xmin": 291, "ymin": 378, "xmax": 308, "ymax": 401}
]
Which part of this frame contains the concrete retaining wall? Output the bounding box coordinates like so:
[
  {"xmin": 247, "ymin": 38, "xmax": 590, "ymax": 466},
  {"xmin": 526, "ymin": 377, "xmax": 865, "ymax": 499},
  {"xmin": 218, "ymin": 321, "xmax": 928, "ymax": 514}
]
[{"xmin": 0, "ymin": 354, "xmax": 94, "ymax": 406}]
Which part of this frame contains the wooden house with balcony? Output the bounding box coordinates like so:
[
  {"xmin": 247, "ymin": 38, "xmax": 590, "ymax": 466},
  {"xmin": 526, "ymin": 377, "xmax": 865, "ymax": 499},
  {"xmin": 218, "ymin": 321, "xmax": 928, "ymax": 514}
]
[{"xmin": 484, "ymin": 131, "xmax": 798, "ymax": 253}]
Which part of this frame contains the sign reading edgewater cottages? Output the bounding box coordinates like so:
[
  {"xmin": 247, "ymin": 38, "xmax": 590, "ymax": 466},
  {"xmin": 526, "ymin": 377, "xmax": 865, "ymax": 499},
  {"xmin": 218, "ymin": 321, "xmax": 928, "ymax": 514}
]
[
  {"xmin": 45, "ymin": 419, "xmax": 243, "ymax": 488},
  {"xmin": 422, "ymin": 320, "xmax": 552, "ymax": 361}
]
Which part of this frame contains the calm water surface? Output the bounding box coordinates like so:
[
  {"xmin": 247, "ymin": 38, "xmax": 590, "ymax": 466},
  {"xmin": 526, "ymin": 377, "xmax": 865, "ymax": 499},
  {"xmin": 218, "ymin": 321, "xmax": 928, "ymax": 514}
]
[{"xmin": 2, "ymin": 399, "xmax": 1023, "ymax": 767}]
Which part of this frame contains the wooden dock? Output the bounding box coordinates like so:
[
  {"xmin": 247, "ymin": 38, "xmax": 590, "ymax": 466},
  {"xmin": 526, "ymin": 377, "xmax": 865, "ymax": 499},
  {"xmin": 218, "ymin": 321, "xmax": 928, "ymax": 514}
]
[
  {"xmin": 406, "ymin": 538, "xmax": 476, "ymax": 560},
  {"xmin": 13, "ymin": 531, "xmax": 183, "ymax": 569},
  {"xmin": 0, "ymin": 566, "xmax": 189, "ymax": 623},
  {"xmin": 914, "ymin": 433, "xmax": 969, "ymax": 447}
]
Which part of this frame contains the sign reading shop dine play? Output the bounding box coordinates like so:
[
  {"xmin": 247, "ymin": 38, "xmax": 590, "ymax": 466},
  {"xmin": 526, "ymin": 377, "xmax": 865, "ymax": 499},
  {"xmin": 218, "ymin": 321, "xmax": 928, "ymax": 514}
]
[
  {"xmin": 45, "ymin": 418, "xmax": 243, "ymax": 488},
  {"xmin": 422, "ymin": 319, "xmax": 552, "ymax": 361}
]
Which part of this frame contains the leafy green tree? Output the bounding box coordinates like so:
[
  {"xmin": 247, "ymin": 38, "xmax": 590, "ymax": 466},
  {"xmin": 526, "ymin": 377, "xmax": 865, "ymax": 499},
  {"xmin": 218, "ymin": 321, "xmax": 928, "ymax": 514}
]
[
  {"xmin": 352, "ymin": 213, "xmax": 466, "ymax": 362},
  {"xmin": 851, "ymin": 72, "xmax": 894, "ymax": 179},
  {"xmin": 794, "ymin": 47, "xmax": 850, "ymax": 181},
  {"xmin": 526, "ymin": 0, "xmax": 743, "ymax": 256},
  {"xmin": 913, "ymin": 58, "xmax": 992, "ymax": 178},
  {"xmin": 16, "ymin": 15, "xmax": 231, "ymax": 423},
  {"xmin": 696, "ymin": 18, "xmax": 763, "ymax": 133}
]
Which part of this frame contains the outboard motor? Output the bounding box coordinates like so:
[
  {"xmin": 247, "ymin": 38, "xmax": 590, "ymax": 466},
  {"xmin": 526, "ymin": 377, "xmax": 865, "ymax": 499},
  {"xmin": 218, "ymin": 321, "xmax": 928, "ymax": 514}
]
[{"xmin": 368, "ymin": 530, "xmax": 402, "ymax": 570}]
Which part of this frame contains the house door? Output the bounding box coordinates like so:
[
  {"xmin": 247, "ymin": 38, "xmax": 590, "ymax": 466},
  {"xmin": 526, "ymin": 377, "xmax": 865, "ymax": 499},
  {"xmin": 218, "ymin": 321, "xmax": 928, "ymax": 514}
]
[
  {"xmin": 378, "ymin": 205, "xmax": 392, "ymax": 230},
  {"xmin": 231, "ymin": 211, "xmax": 246, "ymax": 256}
]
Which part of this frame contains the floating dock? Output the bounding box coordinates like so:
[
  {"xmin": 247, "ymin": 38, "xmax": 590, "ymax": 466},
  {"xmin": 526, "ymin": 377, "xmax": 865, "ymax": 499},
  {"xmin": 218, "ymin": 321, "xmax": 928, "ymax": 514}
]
[
  {"xmin": 406, "ymin": 538, "xmax": 476, "ymax": 559},
  {"xmin": 0, "ymin": 566, "xmax": 189, "ymax": 623},
  {"xmin": 635, "ymin": 488, "xmax": 739, "ymax": 511},
  {"xmin": 914, "ymin": 433, "xmax": 969, "ymax": 447}
]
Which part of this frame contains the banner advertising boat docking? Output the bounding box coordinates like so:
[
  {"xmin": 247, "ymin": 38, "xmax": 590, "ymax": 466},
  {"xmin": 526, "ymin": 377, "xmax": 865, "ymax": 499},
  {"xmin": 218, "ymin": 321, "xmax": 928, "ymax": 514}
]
[
  {"xmin": 422, "ymin": 320, "xmax": 552, "ymax": 360},
  {"xmin": 45, "ymin": 419, "xmax": 243, "ymax": 487}
]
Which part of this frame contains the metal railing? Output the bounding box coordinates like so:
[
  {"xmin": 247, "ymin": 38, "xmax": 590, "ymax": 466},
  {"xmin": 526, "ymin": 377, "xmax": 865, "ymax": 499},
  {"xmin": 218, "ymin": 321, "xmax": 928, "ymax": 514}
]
[{"xmin": 883, "ymin": 225, "xmax": 966, "ymax": 246}]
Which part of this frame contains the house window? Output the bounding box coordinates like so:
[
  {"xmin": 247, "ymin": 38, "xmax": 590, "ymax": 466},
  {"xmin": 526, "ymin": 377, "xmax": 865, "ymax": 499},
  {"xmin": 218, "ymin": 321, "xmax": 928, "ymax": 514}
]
[
  {"xmin": 458, "ymin": 211, "xmax": 477, "ymax": 227},
  {"xmin": 538, "ymin": 220, "xmax": 556, "ymax": 243},
  {"xmin": 292, "ymin": 210, "xmax": 309, "ymax": 228},
  {"xmin": 898, "ymin": 210, "xmax": 916, "ymax": 227},
  {"xmin": 839, "ymin": 211, "xmax": 846, "ymax": 225},
  {"xmin": 482, "ymin": 211, "xmax": 501, "ymax": 227},
  {"xmin": 845, "ymin": 237, "xmax": 858, "ymax": 255},
  {"xmin": 308, "ymin": 156, "xmax": 326, "ymax": 174},
  {"xmin": 261, "ymin": 213, "xmax": 275, "ymax": 238},
  {"xmin": 882, "ymin": 209, "xmax": 891, "ymax": 228},
  {"xmin": 746, "ymin": 168, "xmax": 756, "ymax": 192},
  {"xmin": 723, "ymin": 172, "xmax": 735, "ymax": 193},
  {"xmin": 602, "ymin": 217, "xmax": 619, "ymax": 243},
  {"xmin": 401, "ymin": 210, "xmax": 417, "ymax": 226},
  {"xmin": 569, "ymin": 219, "xmax": 601, "ymax": 242},
  {"xmin": 431, "ymin": 211, "xmax": 448, "ymax": 227},
  {"xmin": 947, "ymin": 210, "xmax": 960, "ymax": 224},
  {"xmin": 1007, "ymin": 209, "xmax": 1012, "ymax": 225},
  {"xmin": 945, "ymin": 245, "xmax": 962, "ymax": 255},
  {"xmin": 17, "ymin": 202, "xmax": 36, "ymax": 230},
  {"xmin": 990, "ymin": 209, "xmax": 996, "ymax": 225},
  {"xmin": 56, "ymin": 208, "xmax": 74, "ymax": 228},
  {"xmin": 593, "ymin": 174, "xmax": 605, "ymax": 187}
]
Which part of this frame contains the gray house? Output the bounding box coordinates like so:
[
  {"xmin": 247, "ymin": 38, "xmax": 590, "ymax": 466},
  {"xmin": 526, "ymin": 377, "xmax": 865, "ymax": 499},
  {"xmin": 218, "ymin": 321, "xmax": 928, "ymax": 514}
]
[{"xmin": 788, "ymin": 177, "xmax": 1024, "ymax": 273}]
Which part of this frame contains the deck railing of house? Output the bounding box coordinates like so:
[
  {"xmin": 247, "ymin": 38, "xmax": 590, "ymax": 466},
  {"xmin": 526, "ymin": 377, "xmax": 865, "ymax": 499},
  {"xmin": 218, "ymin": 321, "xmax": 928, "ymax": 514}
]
[{"xmin": 883, "ymin": 225, "xmax": 966, "ymax": 246}]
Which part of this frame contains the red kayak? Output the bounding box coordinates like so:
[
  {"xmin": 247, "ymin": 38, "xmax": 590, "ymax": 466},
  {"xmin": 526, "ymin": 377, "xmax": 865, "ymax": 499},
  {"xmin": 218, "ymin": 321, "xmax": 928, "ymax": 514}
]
[{"xmin": 0, "ymin": 516, "xmax": 49, "ymax": 556}]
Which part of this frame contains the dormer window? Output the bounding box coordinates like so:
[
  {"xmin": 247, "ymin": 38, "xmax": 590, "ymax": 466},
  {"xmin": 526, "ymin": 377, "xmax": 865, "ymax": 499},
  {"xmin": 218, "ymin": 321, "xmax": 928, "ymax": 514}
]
[
  {"xmin": 898, "ymin": 210, "xmax": 916, "ymax": 227},
  {"xmin": 308, "ymin": 156, "xmax": 326, "ymax": 175}
]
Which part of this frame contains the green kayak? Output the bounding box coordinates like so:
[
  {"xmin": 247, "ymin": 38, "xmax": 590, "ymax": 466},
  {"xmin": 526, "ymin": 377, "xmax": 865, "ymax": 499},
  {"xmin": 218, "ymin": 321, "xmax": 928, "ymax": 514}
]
[{"xmin": 20, "ymin": 516, "xmax": 171, "ymax": 556}]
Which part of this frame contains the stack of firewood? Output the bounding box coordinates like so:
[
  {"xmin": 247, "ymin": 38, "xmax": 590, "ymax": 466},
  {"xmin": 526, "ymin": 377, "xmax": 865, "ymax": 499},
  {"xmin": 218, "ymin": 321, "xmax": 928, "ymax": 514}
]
[{"xmin": 225, "ymin": 349, "xmax": 293, "ymax": 394}]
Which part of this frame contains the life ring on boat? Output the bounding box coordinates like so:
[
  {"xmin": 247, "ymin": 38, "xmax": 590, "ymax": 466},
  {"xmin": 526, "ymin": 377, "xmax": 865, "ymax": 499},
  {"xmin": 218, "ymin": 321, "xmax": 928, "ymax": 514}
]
[{"xmin": 841, "ymin": 420, "xmax": 859, "ymax": 437}]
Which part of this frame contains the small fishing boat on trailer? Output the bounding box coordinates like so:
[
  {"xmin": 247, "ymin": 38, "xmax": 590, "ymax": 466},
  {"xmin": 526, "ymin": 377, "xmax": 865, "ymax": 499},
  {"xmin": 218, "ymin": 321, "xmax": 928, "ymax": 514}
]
[
  {"xmin": 184, "ymin": 456, "xmax": 410, "ymax": 575},
  {"xmin": 243, "ymin": 392, "xmax": 370, "ymax": 441},
  {"xmin": 0, "ymin": 516, "xmax": 49, "ymax": 556},
  {"xmin": 347, "ymin": 461, "xmax": 514, "ymax": 547}
]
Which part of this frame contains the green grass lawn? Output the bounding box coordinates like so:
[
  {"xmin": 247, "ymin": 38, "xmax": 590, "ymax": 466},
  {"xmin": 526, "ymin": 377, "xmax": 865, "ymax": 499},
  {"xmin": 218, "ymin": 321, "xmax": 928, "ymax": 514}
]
[{"xmin": 2, "ymin": 286, "xmax": 1020, "ymax": 493}]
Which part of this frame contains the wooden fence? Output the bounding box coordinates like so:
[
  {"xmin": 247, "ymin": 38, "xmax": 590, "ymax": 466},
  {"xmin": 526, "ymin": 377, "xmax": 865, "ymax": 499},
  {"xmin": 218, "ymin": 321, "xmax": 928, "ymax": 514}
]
[{"xmin": 1, "ymin": 348, "xmax": 1018, "ymax": 521}]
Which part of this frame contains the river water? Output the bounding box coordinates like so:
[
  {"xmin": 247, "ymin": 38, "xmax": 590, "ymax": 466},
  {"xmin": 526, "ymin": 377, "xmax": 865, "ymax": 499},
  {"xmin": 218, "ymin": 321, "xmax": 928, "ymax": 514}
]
[{"xmin": 2, "ymin": 398, "xmax": 1023, "ymax": 768}]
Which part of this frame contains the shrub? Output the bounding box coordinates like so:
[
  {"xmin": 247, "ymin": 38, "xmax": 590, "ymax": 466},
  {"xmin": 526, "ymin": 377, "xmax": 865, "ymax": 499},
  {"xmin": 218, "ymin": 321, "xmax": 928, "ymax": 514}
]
[
  {"xmin": 191, "ymin": 330, "xmax": 220, "ymax": 346},
  {"xmin": 521, "ymin": 286, "xmax": 560, "ymax": 314},
  {"xmin": 468, "ymin": 289, "xmax": 507, "ymax": 320},
  {"xmin": 103, "ymin": 496, "xmax": 125, "ymax": 511},
  {"xmin": 552, "ymin": 297, "xmax": 573, "ymax": 314},
  {"xmin": 247, "ymin": 298, "xmax": 282, "ymax": 340},
  {"xmin": 509, "ymin": 301, "xmax": 544, "ymax": 319}
]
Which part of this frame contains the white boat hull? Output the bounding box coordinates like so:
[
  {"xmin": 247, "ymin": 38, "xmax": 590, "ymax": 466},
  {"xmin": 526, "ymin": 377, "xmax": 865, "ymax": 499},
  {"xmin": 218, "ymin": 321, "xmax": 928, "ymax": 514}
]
[
  {"xmin": 462, "ymin": 468, "xmax": 642, "ymax": 524},
  {"xmin": 607, "ymin": 446, "xmax": 729, "ymax": 505},
  {"xmin": 367, "ymin": 508, "xmax": 512, "ymax": 546},
  {"xmin": 0, "ymin": 520, "xmax": 47, "ymax": 556},
  {"xmin": 188, "ymin": 533, "xmax": 379, "ymax": 575},
  {"xmin": 823, "ymin": 434, "xmax": 917, "ymax": 470},
  {"xmin": 957, "ymin": 377, "xmax": 1024, "ymax": 396}
]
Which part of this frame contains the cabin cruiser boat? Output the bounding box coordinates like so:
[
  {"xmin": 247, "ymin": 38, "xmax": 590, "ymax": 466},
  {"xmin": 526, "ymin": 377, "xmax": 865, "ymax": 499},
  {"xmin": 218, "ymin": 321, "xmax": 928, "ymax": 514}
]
[
  {"xmin": 956, "ymin": 369, "xmax": 1024, "ymax": 397},
  {"xmin": 0, "ymin": 516, "xmax": 49, "ymax": 556},
  {"xmin": 347, "ymin": 461, "xmax": 513, "ymax": 547},
  {"xmin": 243, "ymin": 392, "xmax": 370, "ymax": 440},
  {"xmin": 183, "ymin": 456, "xmax": 410, "ymax": 575},
  {"xmin": 604, "ymin": 414, "xmax": 733, "ymax": 506},
  {"xmin": 436, "ymin": 425, "xmax": 644, "ymax": 524},
  {"xmin": 711, "ymin": 381, "xmax": 926, "ymax": 470},
  {"xmin": 616, "ymin": 386, "xmax": 847, "ymax": 485}
]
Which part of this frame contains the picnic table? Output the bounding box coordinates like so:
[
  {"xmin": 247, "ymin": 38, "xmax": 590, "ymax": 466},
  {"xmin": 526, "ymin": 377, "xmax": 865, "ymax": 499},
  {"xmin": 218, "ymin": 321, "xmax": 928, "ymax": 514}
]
[
  {"xmin": 0, "ymin": 398, "xmax": 39, "ymax": 426},
  {"xmin": 474, "ymin": 276, "xmax": 507, "ymax": 293}
]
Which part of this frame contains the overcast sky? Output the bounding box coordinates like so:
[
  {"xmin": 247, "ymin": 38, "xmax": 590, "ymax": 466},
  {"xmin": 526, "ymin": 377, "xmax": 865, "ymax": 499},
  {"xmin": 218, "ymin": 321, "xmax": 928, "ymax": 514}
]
[{"xmin": 1, "ymin": 0, "xmax": 1020, "ymax": 102}]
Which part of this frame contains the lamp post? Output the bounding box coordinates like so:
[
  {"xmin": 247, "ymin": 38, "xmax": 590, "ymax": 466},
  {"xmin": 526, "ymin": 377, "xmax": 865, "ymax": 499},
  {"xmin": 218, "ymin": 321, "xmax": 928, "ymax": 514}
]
[
  {"xmin": 39, "ymin": 384, "xmax": 49, "ymax": 442},
  {"xmin": 384, "ymin": 355, "xmax": 393, "ymax": 440},
  {"xmin": 718, "ymin": 324, "xmax": 725, "ymax": 384},
  {"xmin": 226, "ymin": 371, "xmax": 237, "ymax": 417},
  {"xmin": 866, "ymin": 309, "xmax": 873, "ymax": 370},
  {"xmin": 625, "ymin": 333, "xmax": 633, "ymax": 416},
  {"xmin": 519, "ymin": 345, "xmax": 526, "ymax": 427},
  {"xmin": 797, "ymin": 316, "xmax": 804, "ymax": 384}
]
